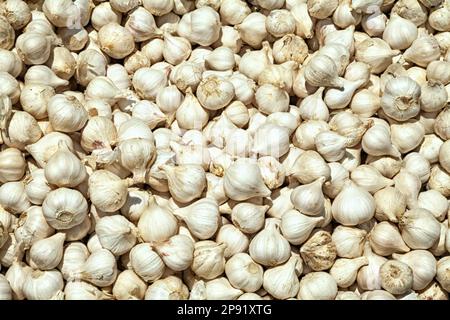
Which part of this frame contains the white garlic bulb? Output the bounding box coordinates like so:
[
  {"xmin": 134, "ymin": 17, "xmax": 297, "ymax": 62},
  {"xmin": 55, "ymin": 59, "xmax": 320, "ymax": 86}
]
[
  {"xmin": 44, "ymin": 142, "xmax": 87, "ymax": 188},
  {"xmin": 369, "ymin": 221, "xmax": 410, "ymax": 256},
  {"xmin": 382, "ymin": 14, "xmax": 418, "ymax": 50},
  {"xmin": 263, "ymin": 257, "xmax": 300, "ymax": 299},
  {"xmin": 154, "ymin": 234, "xmax": 194, "ymax": 272},
  {"xmin": 393, "ymin": 250, "xmax": 437, "ymax": 291},
  {"xmin": 381, "ymin": 77, "xmax": 421, "ymax": 122},
  {"xmin": 162, "ymin": 164, "xmax": 206, "ymax": 203},
  {"xmin": 192, "ymin": 240, "xmax": 227, "ymax": 280},
  {"xmin": 145, "ymin": 276, "xmax": 189, "ymax": 300},
  {"xmin": 95, "ymin": 215, "xmax": 138, "ymax": 256},
  {"xmin": 223, "ymin": 158, "xmax": 271, "ymax": 201},
  {"xmin": 225, "ymin": 253, "xmax": 263, "ymax": 293},
  {"xmin": 174, "ymin": 198, "xmax": 219, "ymax": 240},
  {"xmin": 380, "ymin": 260, "xmax": 414, "ymax": 295},
  {"xmin": 399, "ymin": 208, "xmax": 441, "ymax": 250},
  {"xmin": 216, "ymin": 224, "xmax": 249, "ymax": 258},
  {"xmin": 249, "ymin": 219, "xmax": 290, "ymax": 267},
  {"xmin": 331, "ymin": 226, "xmax": 367, "ymax": 259},
  {"xmin": 76, "ymin": 248, "xmax": 118, "ymax": 287},
  {"xmin": 137, "ymin": 197, "xmax": 178, "ymax": 243},
  {"xmin": 88, "ymin": 170, "xmax": 129, "ymax": 213},
  {"xmin": 332, "ymin": 181, "xmax": 375, "ymax": 226},
  {"xmin": 42, "ymin": 188, "xmax": 88, "ymax": 230},
  {"xmin": 23, "ymin": 270, "xmax": 64, "ymax": 300},
  {"xmin": 298, "ymin": 272, "xmax": 338, "ymax": 300},
  {"xmin": 28, "ymin": 233, "xmax": 65, "ymax": 270},
  {"xmin": 129, "ymin": 243, "xmax": 165, "ymax": 282},
  {"xmin": 330, "ymin": 257, "xmax": 368, "ymax": 288},
  {"xmin": 300, "ymin": 230, "xmax": 337, "ymax": 271}
]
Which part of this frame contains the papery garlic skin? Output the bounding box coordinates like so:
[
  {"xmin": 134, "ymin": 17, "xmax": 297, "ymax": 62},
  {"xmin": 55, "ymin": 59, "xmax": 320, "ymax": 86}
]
[{"xmin": 298, "ymin": 272, "xmax": 338, "ymax": 300}]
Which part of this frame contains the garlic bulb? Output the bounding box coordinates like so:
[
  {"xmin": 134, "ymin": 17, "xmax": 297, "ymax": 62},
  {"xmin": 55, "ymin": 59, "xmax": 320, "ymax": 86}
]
[
  {"xmin": 263, "ymin": 257, "xmax": 300, "ymax": 299},
  {"xmin": 42, "ymin": 188, "xmax": 88, "ymax": 230},
  {"xmin": 129, "ymin": 243, "xmax": 165, "ymax": 282},
  {"xmin": 298, "ymin": 88, "xmax": 329, "ymax": 121},
  {"xmin": 356, "ymin": 242, "xmax": 387, "ymax": 291},
  {"xmin": 298, "ymin": 272, "xmax": 338, "ymax": 300},
  {"xmin": 383, "ymin": 14, "xmax": 417, "ymax": 50},
  {"xmin": 145, "ymin": 276, "xmax": 189, "ymax": 300},
  {"xmin": 231, "ymin": 203, "xmax": 268, "ymax": 234},
  {"xmin": 332, "ymin": 181, "xmax": 375, "ymax": 226},
  {"xmin": 330, "ymin": 257, "xmax": 368, "ymax": 288},
  {"xmin": 300, "ymin": 230, "xmax": 337, "ymax": 271},
  {"xmin": 374, "ymin": 187, "xmax": 406, "ymax": 223},
  {"xmin": 76, "ymin": 248, "xmax": 118, "ymax": 287},
  {"xmin": 112, "ymin": 270, "xmax": 147, "ymax": 300},
  {"xmin": 404, "ymin": 33, "xmax": 440, "ymax": 68},
  {"xmin": 355, "ymin": 38, "xmax": 399, "ymax": 74},
  {"xmin": 204, "ymin": 277, "xmax": 243, "ymax": 300},
  {"xmin": 162, "ymin": 164, "xmax": 206, "ymax": 203},
  {"xmin": 177, "ymin": 7, "xmax": 220, "ymax": 46},
  {"xmin": 439, "ymin": 140, "xmax": 450, "ymax": 173},
  {"xmin": 0, "ymin": 147, "xmax": 25, "ymax": 183},
  {"xmin": 391, "ymin": 120, "xmax": 425, "ymax": 154},
  {"xmin": 399, "ymin": 208, "xmax": 441, "ymax": 250},
  {"xmin": 225, "ymin": 253, "xmax": 263, "ymax": 293},
  {"xmin": 436, "ymin": 257, "xmax": 450, "ymax": 292},
  {"xmin": 28, "ymin": 233, "xmax": 65, "ymax": 270},
  {"xmin": 255, "ymin": 84, "xmax": 290, "ymax": 115},
  {"xmin": 362, "ymin": 124, "xmax": 400, "ymax": 157},
  {"xmin": 174, "ymin": 198, "xmax": 219, "ymax": 240},
  {"xmin": 95, "ymin": 215, "xmax": 138, "ymax": 256},
  {"xmin": 291, "ymin": 150, "xmax": 331, "ymax": 184},
  {"xmin": 330, "ymin": 114, "xmax": 367, "ymax": 147},
  {"xmin": 280, "ymin": 210, "xmax": 325, "ymax": 245},
  {"xmin": 393, "ymin": 250, "xmax": 437, "ymax": 291},
  {"xmin": 351, "ymin": 165, "xmax": 393, "ymax": 193},
  {"xmin": 315, "ymin": 131, "xmax": 349, "ymax": 162},
  {"xmin": 223, "ymin": 158, "xmax": 271, "ymax": 201},
  {"xmin": 380, "ymin": 260, "xmax": 414, "ymax": 295},
  {"xmin": 154, "ymin": 234, "xmax": 194, "ymax": 272},
  {"xmin": 290, "ymin": 178, "xmax": 326, "ymax": 216},
  {"xmin": 88, "ymin": 170, "xmax": 129, "ymax": 213},
  {"xmin": 249, "ymin": 219, "xmax": 291, "ymax": 267},
  {"xmin": 47, "ymin": 95, "xmax": 88, "ymax": 133},
  {"xmin": 23, "ymin": 270, "xmax": 64, "ymax": 300},
  {"xmin": 196, "ymin": 76, "xmax": 235, "ymax": 111},
  {"xmin": 381, "ymin": 76, "xmax": 422, "ymax": 122},
  {"xmin": 216, "ymin": 224, "xmax": 249, "ymax": 258},
  {"xmin": 14, "ymin": 206, "xmax": 54, "ymax": 249},
  {"xmin": 59, "ymin": 242, "xmax": 89, "ymax": 281},
  {"xmin": 369, "ymin": 221, "xmax": 410, "ymax": 256},
  {"xmin": 137, "ymin": 197, "xmax": 178, "ymax": 243},
  {"xmin": 394, "ymin": 169, "xmax": 421, "ymax": 209},
  {"xmin": 44, "ymin": 142, "xmax": 87, "ymax": 188},
  {"xmin": 332, "ymin": 225, "xmax": 367, "ymax": 259},
  {"xmin": 4, "ymin": 262, "xmax": 31, "ymax": 300},
  {"xmin": 2, "ymin": 111, "xmax": 42, "ymax": 150},
  {"xmin": 192, "ymin": 240, "xmax": 226, "ymax": 280},
  {"xmin": 403, "ymin": 152, "xmax": 431, "ymax": 183},
  {"xmin": 304, "ymin": 54, "xmax": 344, "ymax": 88}
]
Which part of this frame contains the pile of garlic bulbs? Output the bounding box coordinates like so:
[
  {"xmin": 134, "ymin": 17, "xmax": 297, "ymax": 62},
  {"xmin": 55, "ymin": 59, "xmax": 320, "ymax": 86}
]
[{"xmin": 0, "ymin": 0, "xmax": 450, "ymax": 301}]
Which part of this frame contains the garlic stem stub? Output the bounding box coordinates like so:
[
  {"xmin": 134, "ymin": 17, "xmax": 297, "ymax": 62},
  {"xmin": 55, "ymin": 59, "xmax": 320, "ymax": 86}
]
[{"xmin": 0, "ymin": 0, "xmax": 449, "ymax": 301}]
